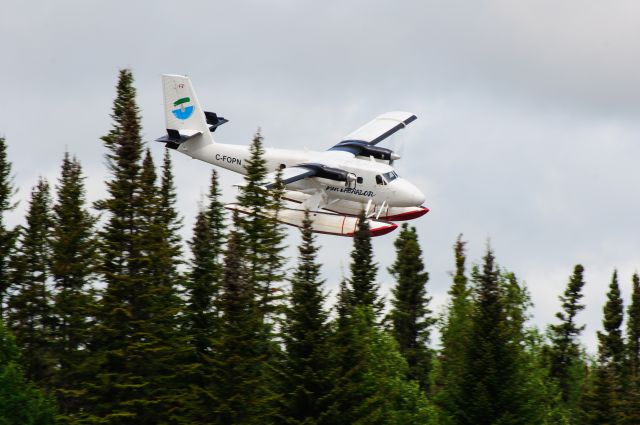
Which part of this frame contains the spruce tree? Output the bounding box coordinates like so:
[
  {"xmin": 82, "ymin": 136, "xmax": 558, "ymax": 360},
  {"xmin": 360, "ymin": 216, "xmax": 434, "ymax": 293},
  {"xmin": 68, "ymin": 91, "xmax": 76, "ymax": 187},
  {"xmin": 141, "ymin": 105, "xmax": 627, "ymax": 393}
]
[
  {"xmin": 345, "ymin": 210, "xmax": 382, "ymax": 318},
  {"xmin": 625, "ymin": 273, "xmax": 640, "ymax": 425},
  {"xmin": 89, "ymin": 69, "xmax": 147, "ymax": 423},
  {"xmin": 454, "ymin": 247, "xmax": 544, "ymax": 425},
  {"xmin": 436, "ymin": 235, "xmax": 473, "ymax": 419},
  {"xmin": 388, "ymin": 223, "xmax": 433, "ymax": 391},
  {"xmin": 88, "ymin": 70, "xmax": 187, "ymax": 424},
  {"xmin": 281, "ymin": 211, "xmax": 330, "ymax": 424},
  {"xmin": 182, "ymin": 169, "xmax": 226, "ymax": 422},
  {"xmin": 184, "ymin": 169, "xmax": 225, "ymax": 357},
  {"xmin": 0, "ymin": 318, "xmax": 55, "ymax": 424},
  {"xmin": 236, "ymin": 131, "xmax": 286, "ymax": 321},
  {"xmin": 584, "ymin": 271, "xmax": 626, "ymax": 425},
  {"xmin": 627, "ymin": 273, "xmax": 640, "ymax": 378},
  {"xmin": 213, "ymin": 225, "xmax": 273, "ymax": 424},
  {"xmin": 7, "ymin": 178, "xmax": 54, "ymax": 386},
  {"xmin": 49, "ymin": 153, "xmax": 97, "ymax": 417},
  {"xmin": 0, "ymin": 136, "xmax": 18, "ymax": 320},
  {"xmin": 597, "ymin": 271, "xmax": 625, "ymax": 374},
  {"xmin": 323, "ymin": 306, "xmax": 430, "ymax": 425},
  {"xmin": 230, "ymin": 132, "xmax": 286, "ymax": 421},
  {"xmin": 548, "ymin": 264, "xmax": 587, "ymax": 409},
  {"xmin": 157, "ymin": 148, "xmax": 183, "ymax": 272}
]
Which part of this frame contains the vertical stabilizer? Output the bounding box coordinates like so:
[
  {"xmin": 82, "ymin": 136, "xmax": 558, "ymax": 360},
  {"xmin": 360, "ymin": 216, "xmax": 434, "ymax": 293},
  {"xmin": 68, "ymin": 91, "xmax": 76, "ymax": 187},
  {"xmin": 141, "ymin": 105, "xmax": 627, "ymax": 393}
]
[{"xmin": 162, "ymin": 74, "xmax": 214, "ymax": 144}]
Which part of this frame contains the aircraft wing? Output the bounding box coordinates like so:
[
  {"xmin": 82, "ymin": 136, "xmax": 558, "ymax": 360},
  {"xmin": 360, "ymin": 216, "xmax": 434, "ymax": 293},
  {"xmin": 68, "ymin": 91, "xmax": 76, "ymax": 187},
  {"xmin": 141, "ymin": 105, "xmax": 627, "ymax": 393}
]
[
  {"xmin": 262, "ymin": 166, "xmax": 318, "ymax": 189},
  {"xmin": 340, "ymin": 111, "xmax": 416, "ymax": 146}
]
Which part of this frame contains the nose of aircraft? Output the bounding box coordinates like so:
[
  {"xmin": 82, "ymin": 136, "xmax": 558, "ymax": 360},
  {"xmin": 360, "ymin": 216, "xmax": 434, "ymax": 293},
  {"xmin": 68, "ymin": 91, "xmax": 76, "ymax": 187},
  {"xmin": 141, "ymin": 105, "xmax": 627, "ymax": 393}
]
[{"xmin": 395, "ymin": 178, "xmax": 426, "ymax": 206}]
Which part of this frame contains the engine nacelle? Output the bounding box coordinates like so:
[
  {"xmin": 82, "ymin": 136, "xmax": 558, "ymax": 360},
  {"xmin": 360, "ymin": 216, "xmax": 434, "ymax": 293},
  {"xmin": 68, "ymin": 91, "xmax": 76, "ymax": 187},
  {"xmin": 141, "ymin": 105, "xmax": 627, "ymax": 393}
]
[{"xmin": 299, "ymin": 163, "xmax": 357, "ymax": 187}]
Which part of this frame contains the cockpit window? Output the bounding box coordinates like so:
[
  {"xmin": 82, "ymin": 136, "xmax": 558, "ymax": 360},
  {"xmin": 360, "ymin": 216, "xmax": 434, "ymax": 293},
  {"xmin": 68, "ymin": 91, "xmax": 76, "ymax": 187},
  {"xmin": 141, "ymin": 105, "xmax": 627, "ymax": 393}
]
[{"xmin": 383, "ymin": 171, "xmax": 399, "ymax": 182}]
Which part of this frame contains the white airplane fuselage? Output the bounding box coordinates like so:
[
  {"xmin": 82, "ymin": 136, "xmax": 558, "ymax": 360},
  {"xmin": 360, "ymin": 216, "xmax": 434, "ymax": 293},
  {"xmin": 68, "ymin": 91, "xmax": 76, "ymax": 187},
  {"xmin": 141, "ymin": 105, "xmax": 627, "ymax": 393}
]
[{"xmin": 176, "ymin": 139, "xmax": 426, "ymax": 210}]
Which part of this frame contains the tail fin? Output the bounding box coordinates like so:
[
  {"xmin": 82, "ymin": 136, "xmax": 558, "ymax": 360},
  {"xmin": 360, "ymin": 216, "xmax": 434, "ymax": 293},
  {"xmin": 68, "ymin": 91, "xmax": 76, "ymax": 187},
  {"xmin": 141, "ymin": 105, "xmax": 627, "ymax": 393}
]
[{"xmin": 162, "ymin": 74, "xmax": 214, "ymax": 145}]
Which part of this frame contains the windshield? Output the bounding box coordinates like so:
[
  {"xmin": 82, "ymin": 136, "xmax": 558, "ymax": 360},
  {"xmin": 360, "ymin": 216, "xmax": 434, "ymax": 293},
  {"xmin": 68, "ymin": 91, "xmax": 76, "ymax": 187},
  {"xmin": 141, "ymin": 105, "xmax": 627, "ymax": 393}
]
[{"xmin": 383, "ymin": 171, "xmax": 399, "ymax": 183}]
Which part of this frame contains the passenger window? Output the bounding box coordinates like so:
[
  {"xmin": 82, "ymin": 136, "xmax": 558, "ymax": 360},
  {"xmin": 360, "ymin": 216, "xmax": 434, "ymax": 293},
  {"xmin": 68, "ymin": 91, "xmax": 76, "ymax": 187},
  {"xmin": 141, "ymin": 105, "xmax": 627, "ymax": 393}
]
[{"xmin": 357, "ymin": 176, "xmax": 363, "ymax": 184}]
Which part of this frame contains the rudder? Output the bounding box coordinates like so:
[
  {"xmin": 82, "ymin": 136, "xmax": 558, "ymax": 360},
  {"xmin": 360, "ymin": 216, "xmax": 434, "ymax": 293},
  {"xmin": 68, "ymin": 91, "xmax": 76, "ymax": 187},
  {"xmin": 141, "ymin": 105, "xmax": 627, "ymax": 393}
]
[{"xmin": 162, "ymin": 74, "xmax": 214, "ymax": 144}]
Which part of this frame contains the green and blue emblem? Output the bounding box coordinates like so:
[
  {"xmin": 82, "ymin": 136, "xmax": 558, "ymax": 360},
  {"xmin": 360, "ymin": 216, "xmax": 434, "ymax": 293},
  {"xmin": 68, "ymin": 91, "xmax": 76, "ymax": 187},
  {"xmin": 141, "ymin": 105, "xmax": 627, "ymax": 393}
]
[{"xmin": 172, "ymin": 97, "xmax": 194, "ymax": 120}]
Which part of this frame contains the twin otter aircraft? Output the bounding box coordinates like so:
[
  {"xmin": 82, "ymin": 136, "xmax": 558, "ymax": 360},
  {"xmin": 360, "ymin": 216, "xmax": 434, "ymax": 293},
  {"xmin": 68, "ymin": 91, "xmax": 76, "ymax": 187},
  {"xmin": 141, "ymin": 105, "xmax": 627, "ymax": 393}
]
[{"xmin": 157, "ymin": 74, "xmax": 429, "ymax": 237}]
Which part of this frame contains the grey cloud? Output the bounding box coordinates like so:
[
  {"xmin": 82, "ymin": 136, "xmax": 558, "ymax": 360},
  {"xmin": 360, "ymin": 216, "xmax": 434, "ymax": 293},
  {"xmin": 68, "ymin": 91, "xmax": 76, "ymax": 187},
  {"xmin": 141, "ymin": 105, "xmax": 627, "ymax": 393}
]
[{"xmin": 1, "ymin": 0, "xmax": 639, "ymax": 353}]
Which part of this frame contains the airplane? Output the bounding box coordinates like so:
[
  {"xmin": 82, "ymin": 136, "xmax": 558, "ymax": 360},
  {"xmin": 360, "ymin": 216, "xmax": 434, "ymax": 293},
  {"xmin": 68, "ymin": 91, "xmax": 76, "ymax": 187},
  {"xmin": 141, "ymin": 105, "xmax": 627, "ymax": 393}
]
[{"xmin": 157, "ymin": 74, "xmax": 429, "ymax": 237}]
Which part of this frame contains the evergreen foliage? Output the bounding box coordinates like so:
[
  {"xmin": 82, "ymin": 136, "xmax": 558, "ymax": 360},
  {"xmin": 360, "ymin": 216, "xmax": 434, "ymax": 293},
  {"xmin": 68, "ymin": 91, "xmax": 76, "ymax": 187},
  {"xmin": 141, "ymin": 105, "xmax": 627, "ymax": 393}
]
[
  {"xmin": 548, "ymin": 265, "xmax": 587, "ymax": 410},
  {"xmin": 87, "ymin": 70, "xmax": 186, "ymax": 424},
  {"xmin": 236, "ymin": 132, "xmax": 286, "ymax": 321},
  {"xmin": 281, "ymin": 211, "xmax": 330, "ymax": 424},
  {"xmin": 0, "ymin": 319, "xmax": 55, "ymax": 425},
  {"xmin": 597, "ymin": 271, "xmax": 625, "ymax": 373},
  {"xmin": 583, "ymin": 271, "xmax": 626, "ymax": 425},
  {"xmin": 625, "ymin": 272, "xmax": 640, "ymax": 424},
  {"xmin": 212, "ymin": 226, "xmax": 275, "ymax": 424},
  {"xmin": 0, "ymin": 136, "xmax": 18, "ymax": 320},
  {"xmin": 181, "ymin": 169, "xmax": 226, "ymax": 422},
  {"xmin": 344, "ymin": 210, "xmax": 382, "ymax": 319},
  {"xmin": 436, "ymin": 235, "xmax": 473, "ymax": 418},
  {"xmin": 388, "ymin": 223, "xmax": 433, "ymax": 391},
  {"xmin": 7, "ymin": 178, "xmax": 54, "ymax": 386},
  {"xmin": 627, "ymin": 273, "xmax": 640, "ymax": 378},
  {"xmin": 453, "ymin": 248, "xmax": 546, "ymax": 425},
  {"xmin": 324, "ymin": 306, "xmax": 431, "ymax": 425},
  {"xmin": 185, "ymin": 169, "xmax": 225, "ymax": 355},
  {"xmin": 50, "ymin": 153, "xmax": 97, "ymax": 418}
]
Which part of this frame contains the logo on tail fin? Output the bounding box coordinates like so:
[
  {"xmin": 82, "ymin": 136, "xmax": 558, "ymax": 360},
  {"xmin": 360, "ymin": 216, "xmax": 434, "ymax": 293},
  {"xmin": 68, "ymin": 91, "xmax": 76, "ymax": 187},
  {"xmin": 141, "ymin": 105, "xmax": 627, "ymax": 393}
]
[{"xmin": 172, "ymin": 97, "xmax": 194, "ymax": 120}]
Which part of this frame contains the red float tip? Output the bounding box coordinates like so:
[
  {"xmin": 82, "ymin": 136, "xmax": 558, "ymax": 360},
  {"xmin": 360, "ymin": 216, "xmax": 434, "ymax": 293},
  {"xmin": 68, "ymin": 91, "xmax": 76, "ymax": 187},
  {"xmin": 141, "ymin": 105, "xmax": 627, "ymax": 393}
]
[{"xmin": 369, "ymin": 222, "xmax": 398, "ymax": 237}]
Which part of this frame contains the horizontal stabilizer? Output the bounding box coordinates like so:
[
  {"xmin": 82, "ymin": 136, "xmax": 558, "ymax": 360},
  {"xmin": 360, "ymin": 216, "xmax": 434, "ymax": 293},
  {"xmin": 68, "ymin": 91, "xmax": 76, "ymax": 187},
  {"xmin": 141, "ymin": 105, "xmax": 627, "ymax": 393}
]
[
  {"xmin": 155, "ymin": 128, "xmax": 202, "ymax": 149},
  {"xmin": 204, "ymin": 111, "xmax": 228, "ymax": 132}
]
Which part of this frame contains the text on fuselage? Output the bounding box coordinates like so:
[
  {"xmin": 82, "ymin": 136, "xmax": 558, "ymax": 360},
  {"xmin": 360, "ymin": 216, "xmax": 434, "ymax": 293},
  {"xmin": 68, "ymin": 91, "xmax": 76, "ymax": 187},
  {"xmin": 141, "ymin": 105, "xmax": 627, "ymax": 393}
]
[
  {"xmin": 215, "ymin": 154, "xmax": 242, "ymax": 166},
  {"xmin": 326, "ymin": 186, "xmax": 375, "ymax": 198}
]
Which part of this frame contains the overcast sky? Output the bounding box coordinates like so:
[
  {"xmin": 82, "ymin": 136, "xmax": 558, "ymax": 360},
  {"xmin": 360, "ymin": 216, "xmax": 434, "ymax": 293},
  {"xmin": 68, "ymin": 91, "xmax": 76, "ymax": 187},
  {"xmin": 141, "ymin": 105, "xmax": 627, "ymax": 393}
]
[{"xmin": 2, "ymin": 0, "xmax": 639, "ymax": 352}]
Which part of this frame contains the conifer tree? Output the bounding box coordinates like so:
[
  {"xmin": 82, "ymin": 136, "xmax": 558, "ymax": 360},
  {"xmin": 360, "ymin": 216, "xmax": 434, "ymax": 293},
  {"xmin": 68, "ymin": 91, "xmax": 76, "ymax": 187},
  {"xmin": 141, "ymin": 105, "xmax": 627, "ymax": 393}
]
[
  {"xmin": 7, "ymin": 178, "xmax": 54, "ymax": 386},
  {"xmin": 0, "ymin": 318, "xmax": 55, "ymax": 424},
  {"xmin": 627, "ymin": 273, "xmax": 640, "ymax": 379},
  {"xmin": 88, "ymin": 70, "xmax": 187, "ymax": 423},
  {"xmin": 49, "ymin": 153, "xmax": 97, "ymax": 417},
  {"xmin": 184, "ymin": 169, "xmax": 225, "ymax": 357},
  {"xmin": 236, "ymin": 131, "xmax": 286, "ymax": 319},
  {"xmin": 436, "ymin": 235, "xmax": 473, "ymax": 418},
  {"xmin": 388, "ymin": 223, "xmax": 433, "ymax": 391},
  {"xmin": 323, "ymin": 306, "xmax": 430, "ymax": 425},
  {"xmin": 548, "ymin": 264, "xmax": 587, "ymax": 409},
  {"xmin": 597, "ymin": 271, "xmax": 625, "ymax": 374},
  {"xmin": 181, "ymin": 169, "xmax": 226, "ymax": 422},
  {"xmin": 454, "ymin": 247, "xmax": 544, "ymax": 425},
  {"xmin": 88, "ymin": 69, "xmax": 148, "ymax": 422},
  {"xmin": 213, "ymin": 225, "xmax": 274, "ymax": 424},
  {"xmin": 0, "ymin": 136, "xmax": 18, "ymax": 320},
  {"xmin": 281, "ymin": 211, "xmax": 330, "ymax": 424},
  {"xmin": 583, "ymin": 271, "xmax": 626, "ymax": 425},
  {"xmin": 345, "ymin": 210, "xmax": 382, "ymax": 319},
  {"xmin": 624, "ymin": 273, "xmax": 640, "ymax": 425},
  {"xmin": 157, "ymin": 149, "xmax": 183, "ymax": 272}
]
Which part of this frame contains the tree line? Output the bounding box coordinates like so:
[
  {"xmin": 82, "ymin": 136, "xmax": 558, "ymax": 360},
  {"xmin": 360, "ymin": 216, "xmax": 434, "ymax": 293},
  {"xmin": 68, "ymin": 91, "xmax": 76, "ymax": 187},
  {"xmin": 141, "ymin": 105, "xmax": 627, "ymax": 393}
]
[{"xmin": 1, "ymin": 69, "xmax": 639, "ymax": 424}]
